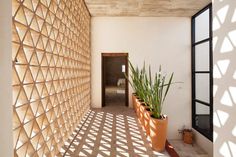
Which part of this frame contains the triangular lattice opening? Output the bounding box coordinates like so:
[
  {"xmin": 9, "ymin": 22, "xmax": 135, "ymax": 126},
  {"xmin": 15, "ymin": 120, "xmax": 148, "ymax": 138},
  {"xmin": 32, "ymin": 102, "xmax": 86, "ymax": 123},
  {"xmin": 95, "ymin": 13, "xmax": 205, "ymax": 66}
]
[{"xmin": 12, "ymin": 0, "xmax": 91, "ymax": 156}]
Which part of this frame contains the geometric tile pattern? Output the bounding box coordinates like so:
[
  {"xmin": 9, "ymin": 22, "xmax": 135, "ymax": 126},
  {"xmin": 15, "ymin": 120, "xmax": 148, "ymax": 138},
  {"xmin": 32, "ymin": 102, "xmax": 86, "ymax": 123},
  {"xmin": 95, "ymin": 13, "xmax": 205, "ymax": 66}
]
[{"xmin": 12, "ymin": 0, "xmax": 91, "ymax": 156}]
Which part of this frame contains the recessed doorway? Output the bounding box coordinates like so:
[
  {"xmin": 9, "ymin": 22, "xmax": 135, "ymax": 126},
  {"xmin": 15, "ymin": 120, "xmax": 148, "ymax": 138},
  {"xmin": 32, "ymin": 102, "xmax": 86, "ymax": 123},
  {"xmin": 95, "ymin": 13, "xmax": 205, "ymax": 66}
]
[{"xmin": 102, "ymin": 53, "xmax": 128, "ymax": 107}]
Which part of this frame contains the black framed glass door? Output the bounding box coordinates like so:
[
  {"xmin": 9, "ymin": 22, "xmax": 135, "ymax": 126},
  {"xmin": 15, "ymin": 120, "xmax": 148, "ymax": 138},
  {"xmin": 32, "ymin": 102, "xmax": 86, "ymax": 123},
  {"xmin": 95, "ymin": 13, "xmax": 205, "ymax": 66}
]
[{"xmin": 191, "ymin": 4, "xmax": 213, "ymax": 141}]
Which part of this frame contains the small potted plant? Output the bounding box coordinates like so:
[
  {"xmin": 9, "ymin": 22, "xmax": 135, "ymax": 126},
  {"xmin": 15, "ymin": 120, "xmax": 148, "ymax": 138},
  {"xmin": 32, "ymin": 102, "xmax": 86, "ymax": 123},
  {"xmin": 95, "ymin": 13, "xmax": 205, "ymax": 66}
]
[
  {"xmin": 148, "ymin": 66, "xmax": 174, "ymax": 152},
  {"xmin": 179, "ymin": 127, "xmax": 193, "ymax": 144}
]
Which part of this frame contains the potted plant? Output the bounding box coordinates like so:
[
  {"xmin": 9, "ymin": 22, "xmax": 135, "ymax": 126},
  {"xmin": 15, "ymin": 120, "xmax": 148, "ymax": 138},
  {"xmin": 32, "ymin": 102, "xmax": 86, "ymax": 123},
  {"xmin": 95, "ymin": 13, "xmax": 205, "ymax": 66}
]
[
  {"xmin": 143, "ymin": 70, "xmax": 154, "ymax": 136},
  {"xmin": 127, "ymin": 60, "xmax": 141, "ymax": 113},
  {"xmin": 135, "ymin": 64, "xmax": 150, "ymax": 126},
  {"xmin": 179, "ymin": 128, "xmax": 193, "ymax": 144},
  {"xmin": 140, "ymin": 66, "xmax": 152, "ymax": 133},
  {"xmin": 127, "ymin": 61, "xmax": 175, "ymax": 147},
  {"xmin": 127, "ymin": 61, "xmax": 149, "ymax": 120},
  {"xmin": 148, "ymin": 66, "xmax": 174, "ymax": 152}
]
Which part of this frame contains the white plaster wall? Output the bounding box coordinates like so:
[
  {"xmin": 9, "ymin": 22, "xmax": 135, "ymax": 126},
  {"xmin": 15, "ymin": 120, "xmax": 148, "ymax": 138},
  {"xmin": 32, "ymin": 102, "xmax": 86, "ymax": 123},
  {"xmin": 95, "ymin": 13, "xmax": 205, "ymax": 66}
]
[
  {"xmin": 0, "ymin": 0, "xmax": 13, "ymax": 156},
  {"xmin": 91, "ymin": 17, "xmax": 191, "ymax": 139},
  {"xmin": 194, "ymin": 129, "xmax": 213, "ymax": 157},
  {"xmin": 213, "ymin": 0, "xmax": 236, "ymax": 156}
]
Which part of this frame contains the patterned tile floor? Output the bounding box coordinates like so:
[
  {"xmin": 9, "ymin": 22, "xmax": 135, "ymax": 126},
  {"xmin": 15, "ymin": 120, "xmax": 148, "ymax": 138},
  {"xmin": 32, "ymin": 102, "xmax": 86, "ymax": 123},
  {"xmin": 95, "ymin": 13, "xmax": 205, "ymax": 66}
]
[{"xmin": 60, "ymin": 104, "xmax": 208, "ymax": 157}]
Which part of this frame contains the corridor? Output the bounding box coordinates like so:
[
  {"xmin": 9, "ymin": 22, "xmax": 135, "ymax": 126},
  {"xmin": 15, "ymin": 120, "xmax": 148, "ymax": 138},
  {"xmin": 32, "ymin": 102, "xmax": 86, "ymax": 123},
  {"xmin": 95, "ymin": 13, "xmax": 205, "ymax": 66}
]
[
  {"xmin": 60, "ymin": 105, "xmax": 209, "ymax": 157},
  {"xmin": 60, "ymin": 106, "xmax": 169, "ymax": 157}
]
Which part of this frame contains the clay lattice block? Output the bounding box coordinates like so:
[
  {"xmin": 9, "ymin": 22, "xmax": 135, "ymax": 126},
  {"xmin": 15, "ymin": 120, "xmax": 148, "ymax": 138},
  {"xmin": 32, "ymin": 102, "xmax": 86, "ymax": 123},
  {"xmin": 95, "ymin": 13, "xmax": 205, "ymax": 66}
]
[{"xmin": 12, "ymin": 0, "xmax": 91, "ymax": 156}]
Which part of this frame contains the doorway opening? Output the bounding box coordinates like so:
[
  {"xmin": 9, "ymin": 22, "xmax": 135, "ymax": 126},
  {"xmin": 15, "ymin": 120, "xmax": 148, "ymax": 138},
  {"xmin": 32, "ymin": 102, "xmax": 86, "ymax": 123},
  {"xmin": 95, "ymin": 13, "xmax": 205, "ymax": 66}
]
[{"xmin": 102, "ymin": 53, "xmax": 129, "ymax": 107}]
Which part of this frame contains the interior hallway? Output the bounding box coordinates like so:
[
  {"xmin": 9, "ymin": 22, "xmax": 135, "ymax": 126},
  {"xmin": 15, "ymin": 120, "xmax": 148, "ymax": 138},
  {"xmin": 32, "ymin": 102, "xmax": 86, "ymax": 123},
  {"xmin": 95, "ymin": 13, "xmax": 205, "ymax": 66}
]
[
  {"xmin": 60, "ymin": 105, "xmax": 208, "ymax": 157},
  {"xmin": 61, "ymin": 105, "xmax": 169, "ymax": 157}
]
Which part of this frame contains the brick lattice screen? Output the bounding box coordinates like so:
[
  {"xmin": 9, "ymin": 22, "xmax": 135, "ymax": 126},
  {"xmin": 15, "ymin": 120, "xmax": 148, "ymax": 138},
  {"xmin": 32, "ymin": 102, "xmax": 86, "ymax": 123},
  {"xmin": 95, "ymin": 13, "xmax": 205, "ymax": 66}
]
[{"xmin": 12, "ymin": 0, "xmax": 91, "ymax": 156}]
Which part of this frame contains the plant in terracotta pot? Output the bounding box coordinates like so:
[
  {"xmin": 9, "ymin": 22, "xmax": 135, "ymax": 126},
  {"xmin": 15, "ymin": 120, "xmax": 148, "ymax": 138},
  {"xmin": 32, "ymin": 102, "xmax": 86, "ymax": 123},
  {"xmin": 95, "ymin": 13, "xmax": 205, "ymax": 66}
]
[
  {"xmin": 126, "ymin": 60, "xmax": 141, "ymax": 113},
  {"xmin": 148, "ymin": 66, "xmax": 174, "ymax": 152},
  {"xmin": 140, "ymin": 66, "xmax": 153, "ymax": 134},
  {"xmin": 135, "ymin": 65, "xmax": 151, "ymax": 125},
  {"xmin": 126, "ymin": 61, "xmax": 149, "ymax": 118},
  {"xmin": 179, "ymin": 128, "xmax": 193, "ymax": 144}
]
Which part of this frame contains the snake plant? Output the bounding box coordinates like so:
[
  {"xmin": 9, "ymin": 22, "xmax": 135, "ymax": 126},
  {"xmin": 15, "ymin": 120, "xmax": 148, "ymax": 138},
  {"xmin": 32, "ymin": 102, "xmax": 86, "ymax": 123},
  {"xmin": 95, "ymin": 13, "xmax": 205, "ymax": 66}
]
[
  {"xmin": 127, "ymin": 60, "xmax": 174, "ymax": 114},
  {"xmin": 126, "ymin": 61, "xmax": 150, "ymax": 105},
  {"xmin": 148, "ymin": 66, "xmax": 174, "ymax": 119}
]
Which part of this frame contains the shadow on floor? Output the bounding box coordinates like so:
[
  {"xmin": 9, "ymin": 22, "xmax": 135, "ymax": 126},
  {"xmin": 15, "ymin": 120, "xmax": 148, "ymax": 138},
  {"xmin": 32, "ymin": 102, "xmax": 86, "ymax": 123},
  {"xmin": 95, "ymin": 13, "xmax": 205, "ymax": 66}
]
[{"xmin": 60, "ymin": 106, "xmax": 169, "ymax": 157}]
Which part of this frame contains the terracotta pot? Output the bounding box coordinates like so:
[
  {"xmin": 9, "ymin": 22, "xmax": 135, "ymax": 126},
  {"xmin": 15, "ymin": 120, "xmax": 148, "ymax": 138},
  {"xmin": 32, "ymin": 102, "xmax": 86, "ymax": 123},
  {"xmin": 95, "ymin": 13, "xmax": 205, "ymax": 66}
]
[
  {"xmin": 139, "ymin": 103, "xmax": 146, "ymax": 127},
  {"xmin": 132, "ymin": 94, "xmax": 137, "ymax": 112},
  {"xmin": 149, "ymin": 115, "xmax": 168, "ymax": 152},
  {"xmin": 183, "ymin": 130, "xmax": 193, "ymax": 144},
  {"xmin": 144, "ymin": 108, "xmax": 151, "ymax": 136},
  {"xmin": 136, "ymin": 99, "xmax": 141, "ymax": 118}
]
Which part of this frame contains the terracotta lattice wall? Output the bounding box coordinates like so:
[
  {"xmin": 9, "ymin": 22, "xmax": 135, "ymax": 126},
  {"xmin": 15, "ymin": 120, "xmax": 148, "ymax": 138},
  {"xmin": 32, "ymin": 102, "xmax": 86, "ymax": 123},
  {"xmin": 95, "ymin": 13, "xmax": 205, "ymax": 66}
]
[{"xmin": 12, "ymin": 0, "xmax": 91, "ymax": 156}]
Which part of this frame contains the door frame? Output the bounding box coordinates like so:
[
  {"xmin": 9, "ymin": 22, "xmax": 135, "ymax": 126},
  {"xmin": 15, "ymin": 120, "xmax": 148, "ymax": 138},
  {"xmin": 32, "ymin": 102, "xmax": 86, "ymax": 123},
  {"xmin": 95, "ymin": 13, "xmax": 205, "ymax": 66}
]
[
  {"xmin": 191, "ymin": 4, "xmax": 213, "ymax": 141},
  {"xmin": 101, "ymin": 53, "xmax": 129, "ymax": 107}
]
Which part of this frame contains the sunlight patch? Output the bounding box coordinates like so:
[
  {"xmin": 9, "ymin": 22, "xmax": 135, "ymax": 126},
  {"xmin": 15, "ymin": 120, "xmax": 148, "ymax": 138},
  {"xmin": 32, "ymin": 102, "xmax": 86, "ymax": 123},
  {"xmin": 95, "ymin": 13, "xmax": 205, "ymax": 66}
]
[
  {"xmin": 217, "ymin": 110, "xmax": 229, "ymax": 126},
  {"xmin": 213, "ymin": 64, "xmax": 222, "ymax": 78},
  {"xmin": 214, "ymin": 112, "xmax": 221, "ymax": 127},
  {"xmin": 217, "ymin": 5, "xmax": 229, "ymax": 23},
  {"xmin": 221, "ymin": 37, "xmax": 234, "ymax": 53},
  {"xmin": 229, "ymin": 87, "xmax": 236, "ymax": 104},
  {"xmin": 213, "ymin": 36, "xmax": 218, "ymax": 51},
  {"xmin": 217, "ymin": 59, "xmax": 230, "ymax": 76},
  {"xmin": 213, "ymin": 85, "xmax": 218, "ymax": 97},
  {"xmin": 231, "ymin": 8, "xmax": 236, "ymax": 22},
  {"xmin": 233, "ymin": 71, "xmax": 236, "ymax": 80},
  {"xmin": 228, "ymin": 30, "xmax": 236, "ymax": 47},
  {"xmin": 220, "ymin": 142, "xmax": 231, "ymax": 157},
  {"xmin": 228, "ymin": 141, "xmax": 236, "ymax": 157},
  {"xmin": 214, "ymin": 131, "xmax": 218, "ymax": 142},
  {"xmin": 221, "ymin": 90, "xmax": 233, "ymax": 106},
  {"xmin": 232, "ymin": 126, "xmax": 236, "ymax": 137},
  {"xmin": 213, "ymin": 17, "xmax": 221, "ymax": 31}
]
